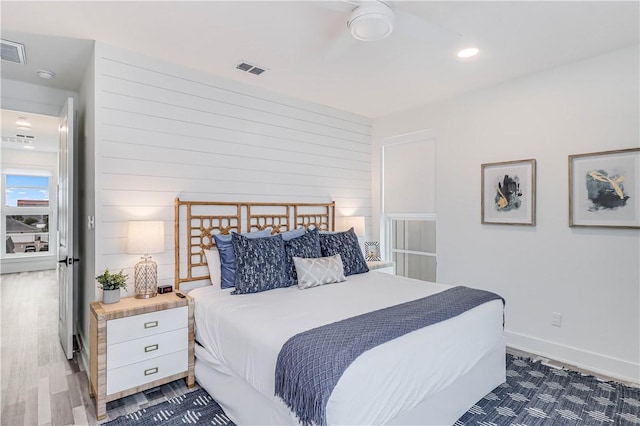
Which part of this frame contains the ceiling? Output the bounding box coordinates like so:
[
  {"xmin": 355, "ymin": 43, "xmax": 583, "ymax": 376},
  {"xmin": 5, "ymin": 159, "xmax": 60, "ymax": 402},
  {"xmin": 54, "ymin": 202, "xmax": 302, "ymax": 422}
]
[
  {"xmin": 1, "ymin": 1, "xmax": 638, "ymax": 118},
  {"xmin": 1, "ymin": 109, "xmax": 59, "ymax": 153}
]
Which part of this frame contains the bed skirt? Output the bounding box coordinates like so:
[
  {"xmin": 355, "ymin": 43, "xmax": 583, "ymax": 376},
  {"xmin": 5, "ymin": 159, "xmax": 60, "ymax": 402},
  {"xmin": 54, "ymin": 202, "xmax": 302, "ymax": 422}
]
[{"xmin": 194, "ymin": 339, "xmax": 506, "ymax": 426}]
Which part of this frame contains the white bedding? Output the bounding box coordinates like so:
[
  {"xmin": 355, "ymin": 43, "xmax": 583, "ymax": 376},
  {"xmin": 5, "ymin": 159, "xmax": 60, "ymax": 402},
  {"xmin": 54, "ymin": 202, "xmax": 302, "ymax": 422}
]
[{"xmin": 190, "ymin": 271, "xmax": 504, "ymax": 425}]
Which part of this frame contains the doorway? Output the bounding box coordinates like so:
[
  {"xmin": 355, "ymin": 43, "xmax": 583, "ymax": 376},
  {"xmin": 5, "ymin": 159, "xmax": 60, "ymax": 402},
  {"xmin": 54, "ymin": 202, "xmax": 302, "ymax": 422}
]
[
  {"xmin": 381, "ymin": 130, "xmax": 438, "ymax": 282},
  {"xmin": 1, "ymin": 108, "xmax": 60, "ymax": 274},
  {"xmin": 1, "ymin": 103, "xmax": 78, "ymax": 361}
]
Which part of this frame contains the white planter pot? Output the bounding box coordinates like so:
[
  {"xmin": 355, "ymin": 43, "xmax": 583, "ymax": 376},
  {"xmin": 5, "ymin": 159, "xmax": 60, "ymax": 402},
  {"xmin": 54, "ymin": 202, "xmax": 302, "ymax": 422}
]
[{"xmin": 103, "ymin": 289, "xmax": 121, "ymax": 304}]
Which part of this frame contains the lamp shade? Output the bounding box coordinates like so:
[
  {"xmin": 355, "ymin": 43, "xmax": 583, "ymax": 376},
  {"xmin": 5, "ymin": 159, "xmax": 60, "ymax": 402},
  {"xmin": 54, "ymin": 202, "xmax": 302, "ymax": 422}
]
[
  {"xmin": 343, "ymin": 216, "xmax": 365, "ymax": 237},
  {"xmin": 127, "ymin": 221, "xmax": 165, "ymax": 254}
]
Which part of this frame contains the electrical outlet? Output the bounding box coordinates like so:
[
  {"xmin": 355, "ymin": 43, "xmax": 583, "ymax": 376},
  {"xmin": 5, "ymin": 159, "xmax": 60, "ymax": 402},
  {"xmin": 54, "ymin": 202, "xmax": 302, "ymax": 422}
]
[{"xmin": 551, "ymin": 312, "xmax": 562, "ymax": 327}]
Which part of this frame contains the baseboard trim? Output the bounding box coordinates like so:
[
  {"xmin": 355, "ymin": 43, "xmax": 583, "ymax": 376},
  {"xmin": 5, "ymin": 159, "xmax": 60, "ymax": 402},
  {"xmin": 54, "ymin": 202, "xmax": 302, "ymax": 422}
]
[{"xmin": 505, "ymin": 330, "xmax": 639, "ymax": 385}]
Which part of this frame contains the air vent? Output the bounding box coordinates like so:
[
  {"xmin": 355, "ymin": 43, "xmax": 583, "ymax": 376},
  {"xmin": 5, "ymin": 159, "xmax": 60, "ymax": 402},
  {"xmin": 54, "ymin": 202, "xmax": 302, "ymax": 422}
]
[
  {"xmin": 1, "ymin": 39, "xmax": 26, "ymax": 64},
  {"xmin": 2, "ymin": 136, "xmax": 34, "ymax": 144},
  {"xmin": 236, "ymin": 61, "xmax": 267, "ymax": 76},
  {"xmin": 248, "ymin": 67, "xmax": 265, "ymax": 75}
]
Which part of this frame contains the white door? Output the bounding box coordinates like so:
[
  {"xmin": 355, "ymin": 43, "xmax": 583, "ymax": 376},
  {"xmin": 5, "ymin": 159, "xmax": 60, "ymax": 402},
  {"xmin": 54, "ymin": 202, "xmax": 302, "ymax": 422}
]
[{"xmin": 58, "ymin": 97, "xmax": 75, "ymax": 359}]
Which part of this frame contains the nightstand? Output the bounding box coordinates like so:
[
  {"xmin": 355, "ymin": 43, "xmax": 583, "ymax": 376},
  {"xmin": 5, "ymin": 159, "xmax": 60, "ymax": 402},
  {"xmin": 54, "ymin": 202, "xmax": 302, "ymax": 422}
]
[
  {"xmin": 89, "ymin": 293, "xmax": 194, "ymax": 420},
  {"xmin": 367, "ymin": 260, "xmax": 395, "ymax": 275}
]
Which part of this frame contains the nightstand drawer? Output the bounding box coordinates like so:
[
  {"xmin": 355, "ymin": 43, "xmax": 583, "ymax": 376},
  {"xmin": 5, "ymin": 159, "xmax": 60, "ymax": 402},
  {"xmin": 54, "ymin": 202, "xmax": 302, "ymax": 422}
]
[
  {"xmin": 106, "ymin": 350, "xmax": 188, "ymax": 395},
  {"xmin": 90, "ymin": 294, "xmax": 195, "ymax": 421},
  {"xmin": 107, "ymin": 328, "xmax": 188, "ymax": 370},
  {"xmin": 107, "ymin": 306, "xmax": 188, "ymax": 344}
]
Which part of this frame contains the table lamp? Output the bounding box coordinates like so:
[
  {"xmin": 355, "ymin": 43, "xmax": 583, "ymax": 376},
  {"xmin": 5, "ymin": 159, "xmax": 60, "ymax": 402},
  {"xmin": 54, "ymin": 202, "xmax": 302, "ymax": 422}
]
[
  {"xmin": 127, "ymin": 220, "xmax": 164, "ymax": 299},
  {"xmin": 343, "ymin": 216, "xmax": 365, "ymax": 237}
]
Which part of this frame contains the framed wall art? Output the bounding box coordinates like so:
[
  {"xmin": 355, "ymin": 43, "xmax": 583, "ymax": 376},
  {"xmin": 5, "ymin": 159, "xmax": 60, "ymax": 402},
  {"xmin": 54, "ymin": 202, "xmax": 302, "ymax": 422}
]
[
  {"xmin": 481, "ymin": 159, "xmax": 536, "ymax": 226},
  {"xmin": 569, "ymin": 148, "xmax": 639, "ymax": 229},
  {"xmin": 364, "ymin": 241, "xmax": 381, "ymax": 261}
]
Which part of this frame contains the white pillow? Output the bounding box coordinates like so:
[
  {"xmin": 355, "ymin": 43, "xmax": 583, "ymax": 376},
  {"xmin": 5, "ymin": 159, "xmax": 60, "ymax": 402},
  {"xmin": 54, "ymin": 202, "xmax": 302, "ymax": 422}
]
[
  {"xmin": 204, "ymin": 248, "xmax": 222, "ymax": 287},
  {"xmin": 293, "ymin": 254, "xmax": 346, "ymax": 290}
]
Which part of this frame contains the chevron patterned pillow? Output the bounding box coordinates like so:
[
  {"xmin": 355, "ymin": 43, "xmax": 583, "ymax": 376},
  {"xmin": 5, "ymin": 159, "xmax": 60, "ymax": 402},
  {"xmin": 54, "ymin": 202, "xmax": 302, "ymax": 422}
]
[{"xmin": 293, "ymin": 254, "xmax": 346, "ymax": 290}]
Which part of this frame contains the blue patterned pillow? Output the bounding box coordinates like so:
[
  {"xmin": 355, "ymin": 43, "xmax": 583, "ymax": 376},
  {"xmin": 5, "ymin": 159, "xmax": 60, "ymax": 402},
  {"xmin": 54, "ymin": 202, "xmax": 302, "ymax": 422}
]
[
  {"xmin": 231, "ymin": 233, "xmax": 287, "ymax": 294},
  {"xmin": 284, "ymin": 228, "xmax": 322, "ymax": 286},
  {"xmin": 213, "ymin": 228, "xmax": 273, "ymax": 289},
  {"xmin": 319, "ymin": 227, "xmax": 369, "ymax": 276}
]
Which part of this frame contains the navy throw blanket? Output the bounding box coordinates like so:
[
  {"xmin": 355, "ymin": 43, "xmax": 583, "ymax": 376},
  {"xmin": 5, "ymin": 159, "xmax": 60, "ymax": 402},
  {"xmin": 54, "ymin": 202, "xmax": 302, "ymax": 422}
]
[{"xmin": 274, "ymin": 286, "xmax": 504, "ymax": 426}]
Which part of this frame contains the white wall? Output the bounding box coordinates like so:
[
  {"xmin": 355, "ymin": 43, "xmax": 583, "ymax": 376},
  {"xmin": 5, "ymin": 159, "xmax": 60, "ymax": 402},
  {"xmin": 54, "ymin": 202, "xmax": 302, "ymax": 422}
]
[
  {"xmin": 372, "ymin": 46, "xmax": 640, "ymax": 382},
  {"xmin": 77, "ymin": 42, "xmax": 372, "ymax": 356},
  {"xmin": 76, "ymin": 43, "xmax": 96, "ymax": 372}
]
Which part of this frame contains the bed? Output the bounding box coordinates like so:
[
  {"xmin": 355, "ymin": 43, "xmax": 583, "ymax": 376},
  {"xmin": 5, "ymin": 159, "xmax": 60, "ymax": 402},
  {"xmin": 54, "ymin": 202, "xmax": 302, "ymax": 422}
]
[{"xmin": 174, "ymin": 198, "xmax": 505, "ymax": 425}]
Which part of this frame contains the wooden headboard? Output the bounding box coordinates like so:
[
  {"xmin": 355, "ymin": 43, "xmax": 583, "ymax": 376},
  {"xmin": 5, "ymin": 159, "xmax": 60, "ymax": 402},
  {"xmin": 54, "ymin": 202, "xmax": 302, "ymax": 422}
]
[{"xmin": 174, "ymin": 198, "xmax": 335, "ymax": 289}]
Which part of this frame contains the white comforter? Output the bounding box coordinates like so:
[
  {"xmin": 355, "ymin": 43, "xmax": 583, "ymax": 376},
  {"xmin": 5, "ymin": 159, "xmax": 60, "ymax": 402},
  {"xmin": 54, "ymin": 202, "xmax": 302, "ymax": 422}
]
[{"xmin": 190, "ymin": 271, "xmax": 504, "ymax": 425}]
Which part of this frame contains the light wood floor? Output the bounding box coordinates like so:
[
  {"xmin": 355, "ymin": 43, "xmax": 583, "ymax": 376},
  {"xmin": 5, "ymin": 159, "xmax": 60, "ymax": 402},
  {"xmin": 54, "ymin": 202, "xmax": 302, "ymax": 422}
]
[{"xmin": 0, "ymin": 270, "xmax": 196, "ymax": 426}]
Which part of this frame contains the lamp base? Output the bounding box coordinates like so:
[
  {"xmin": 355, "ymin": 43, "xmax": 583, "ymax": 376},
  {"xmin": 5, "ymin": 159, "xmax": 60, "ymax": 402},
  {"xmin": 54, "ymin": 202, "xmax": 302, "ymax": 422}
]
[
  {"xmin": 134, "ymin": 293, "xmax": 155, "ymax": 299},
  {"xmin": 134, "ymin": 256, "xmax": 158, "ymax": 299}
]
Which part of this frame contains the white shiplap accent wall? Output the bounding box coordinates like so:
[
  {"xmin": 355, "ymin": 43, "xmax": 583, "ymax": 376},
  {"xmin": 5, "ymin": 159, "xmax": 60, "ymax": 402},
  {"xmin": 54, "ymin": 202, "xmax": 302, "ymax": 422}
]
[{"xmin": 93, "ymin": 43, "xmax": 372, "ymax": 296}]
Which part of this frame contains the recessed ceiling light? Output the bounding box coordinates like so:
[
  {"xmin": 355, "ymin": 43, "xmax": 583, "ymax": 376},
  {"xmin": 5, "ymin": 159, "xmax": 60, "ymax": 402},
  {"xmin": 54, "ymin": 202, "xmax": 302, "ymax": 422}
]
[
  {"xmin": 23, "ymin": 145, "xmax": 35, "ymax": 150},
  {"xmin": 457, "ymin": 47, "xmax": 479, "ymax": 58},
  {"xmin": 36, "ymin": 69, "xmax": 56, "ymax": 79},
  {"xmin": 16, "ymin": 120, "xmax": 31, "ymax": 127}
]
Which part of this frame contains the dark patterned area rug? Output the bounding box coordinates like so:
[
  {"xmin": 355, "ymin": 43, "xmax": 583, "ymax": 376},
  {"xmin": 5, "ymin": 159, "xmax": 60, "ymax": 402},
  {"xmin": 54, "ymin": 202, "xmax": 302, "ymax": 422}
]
[
  {"xmin": 105, "ymin": 354, "xmax": 640, "ymax": 425},
  {"xmin": 456, "ymin": 355, "xmax": 640, "ymax": 426},
  {"xmin": 104, "ymin": 389, "xmax": 234, "ymax": 425}
]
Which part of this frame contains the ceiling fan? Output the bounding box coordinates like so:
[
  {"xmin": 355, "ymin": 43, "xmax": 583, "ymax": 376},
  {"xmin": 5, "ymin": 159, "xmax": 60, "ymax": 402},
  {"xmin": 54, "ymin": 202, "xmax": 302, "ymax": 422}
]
[
  {"xmin": 338, "ymin": 0, "xmax": 461, "ymax": 44},
  {"xmin": 313, "ymin": 1, "xmax": 464, "ymax": 61},
  {"xmin": 346, "ymin": 1, "xmax": 396, "ymax": 41}
]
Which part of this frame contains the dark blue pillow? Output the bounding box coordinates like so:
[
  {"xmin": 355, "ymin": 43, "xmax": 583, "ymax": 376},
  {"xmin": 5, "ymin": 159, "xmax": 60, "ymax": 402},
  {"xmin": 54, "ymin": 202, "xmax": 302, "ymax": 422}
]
[
  {"xmin": 213, "ymin": 228, "xmax": 273, "ymax": 289},
  {"xmin": 231, "ymin": 233, "xmax": 287, "ymax": 295},
  {"xmin": 284, "ymin": 228, "xmax": 322, "ymax": 286},
  {"xmin": 319, "ymin": 227, "xmax": 369, "ymax": 276}
]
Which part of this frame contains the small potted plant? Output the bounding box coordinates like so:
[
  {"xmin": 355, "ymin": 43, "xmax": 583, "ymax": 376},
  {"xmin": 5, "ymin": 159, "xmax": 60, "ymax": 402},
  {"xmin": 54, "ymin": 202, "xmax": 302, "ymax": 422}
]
[{"xmin": 96, "ymin": 268, "xmax": 128, "ymax": 304}]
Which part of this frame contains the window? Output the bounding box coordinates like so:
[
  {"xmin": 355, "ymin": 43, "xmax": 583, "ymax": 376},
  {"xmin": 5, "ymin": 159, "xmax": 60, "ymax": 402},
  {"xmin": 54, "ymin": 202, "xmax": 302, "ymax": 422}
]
[
  {"xmin": 5, "ymin": 175, "xmax": 50, "ymax": 207},
  {"xmin": 387, "ymin": 216, "xmax": 437, "ymax": 282},
  {"xmin": 2, "ymin": 172, "xmax": 53, "ymax": 257}
]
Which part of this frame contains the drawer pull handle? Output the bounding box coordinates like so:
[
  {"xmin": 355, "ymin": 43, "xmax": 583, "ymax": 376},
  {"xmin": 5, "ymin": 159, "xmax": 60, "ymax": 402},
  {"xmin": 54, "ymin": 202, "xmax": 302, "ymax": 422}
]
[
  {"xmin": 144, "ymin": 344, "xmax": 159, "ymax": 353},
  {"xmin": 144, "ymin": 321, "xmax": 158, "ymax": 329},
  {"xmin": 144, "ymin": 367, "xmax": 158, "ymax": 376}
]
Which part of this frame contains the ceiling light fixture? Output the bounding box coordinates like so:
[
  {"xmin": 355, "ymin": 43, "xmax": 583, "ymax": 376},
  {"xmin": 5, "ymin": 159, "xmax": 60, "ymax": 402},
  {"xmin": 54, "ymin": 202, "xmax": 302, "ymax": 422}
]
[
  {"xmin": 23, "ymin": 145, "xmax": 35, "ymax": 150},
  {"xmin": 16, "ymin": 120, "xmax": 31, "ymax": 127},
  {"xmin": 36, "ymin": 69, "xmax": 56, "ymax": 79},
  {"xmin": 347, "ymin": 1, "xmax": 395, "ymax": 42},
  {"xmin": 457, "ymin": 47, "xmax": 479, "ymax": 58}
]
